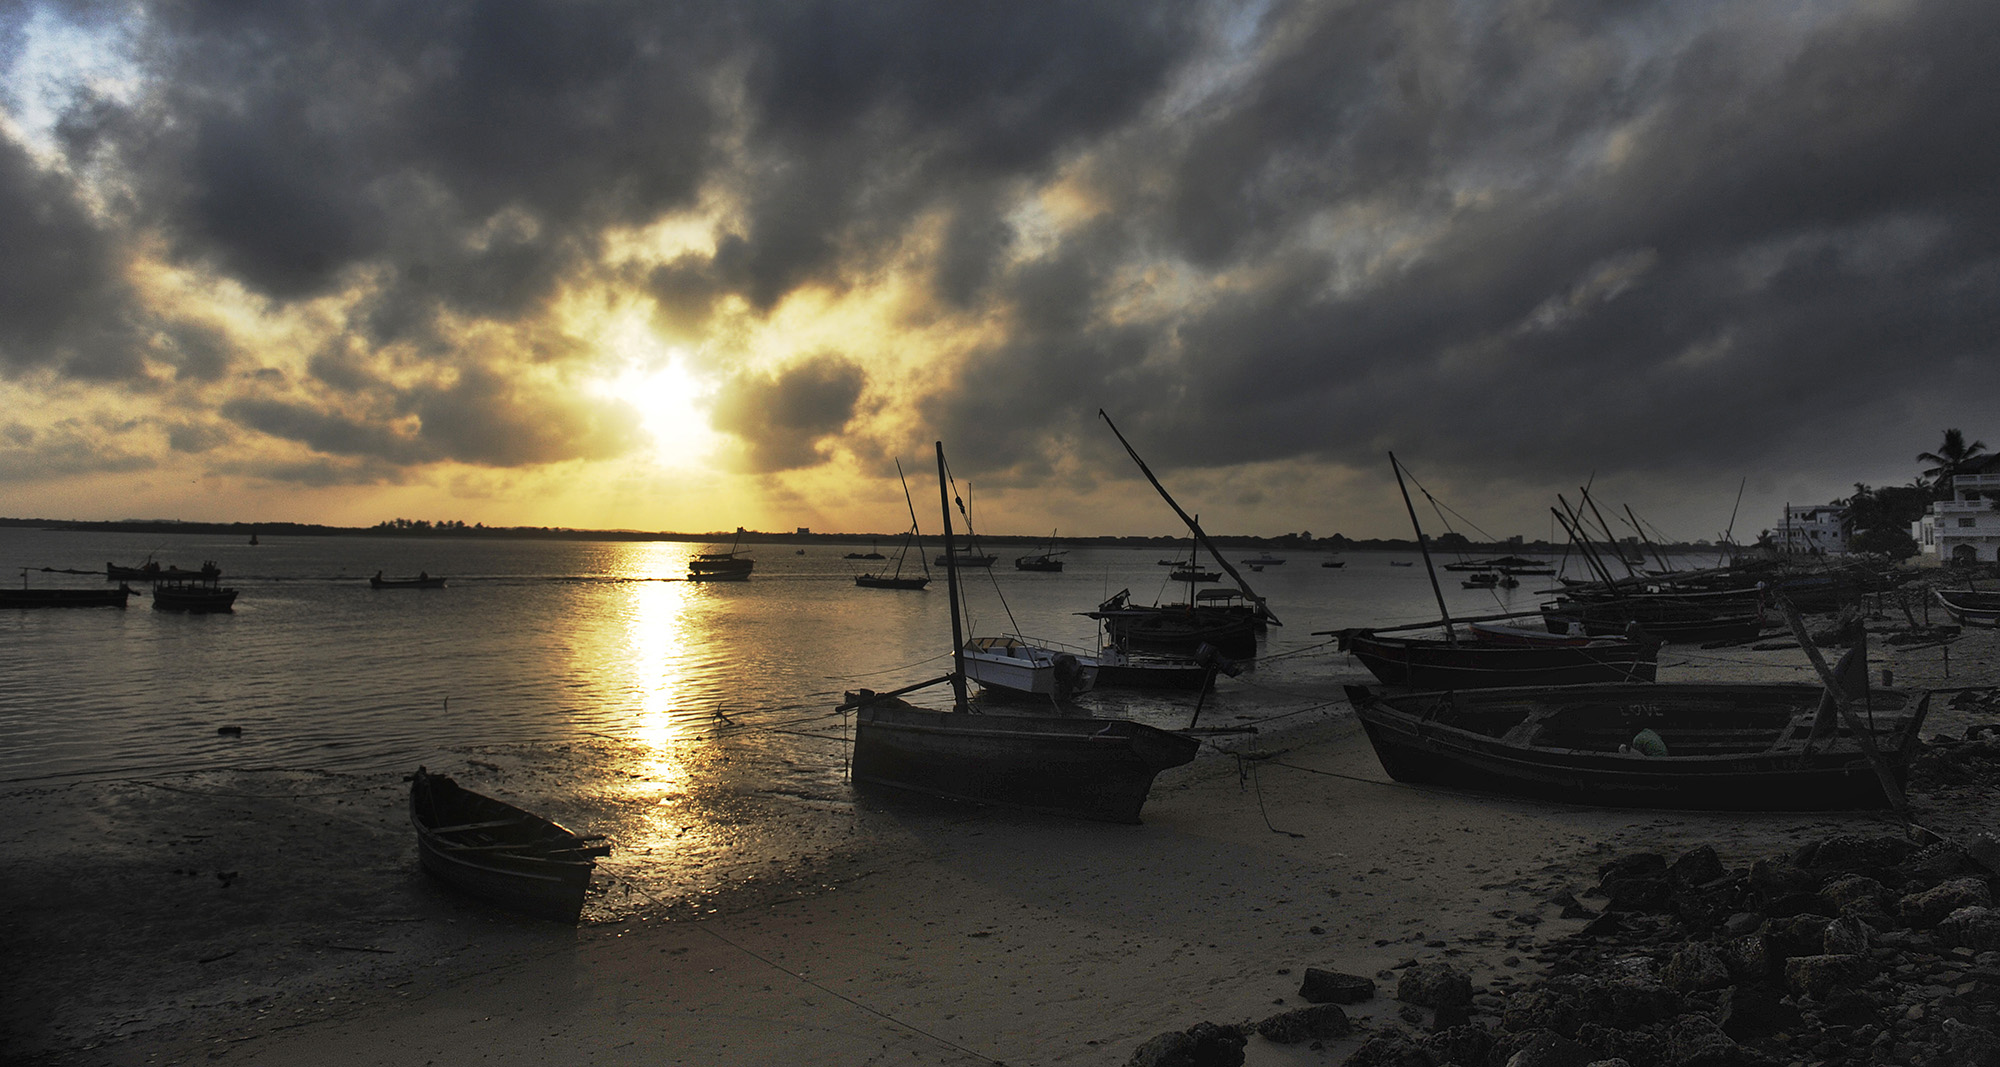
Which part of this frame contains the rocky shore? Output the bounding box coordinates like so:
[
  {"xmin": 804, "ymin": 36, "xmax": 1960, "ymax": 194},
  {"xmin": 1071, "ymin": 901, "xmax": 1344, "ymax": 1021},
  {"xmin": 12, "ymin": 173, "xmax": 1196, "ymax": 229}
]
[{"xmin": 1130, "ymin": 694, "xmax": 2000, "ymax": 1067}]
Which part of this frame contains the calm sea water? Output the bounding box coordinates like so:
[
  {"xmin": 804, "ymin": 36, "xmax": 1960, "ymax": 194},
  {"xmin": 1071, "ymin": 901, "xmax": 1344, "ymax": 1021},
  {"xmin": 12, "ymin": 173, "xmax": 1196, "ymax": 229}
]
[
  {"xmin": 0, "ymin": 526, "xmax": 1660, "ymax": 787},
  {"xmin": 4, "ymin": 528, "xmax": 1724, "ymax": 913}
]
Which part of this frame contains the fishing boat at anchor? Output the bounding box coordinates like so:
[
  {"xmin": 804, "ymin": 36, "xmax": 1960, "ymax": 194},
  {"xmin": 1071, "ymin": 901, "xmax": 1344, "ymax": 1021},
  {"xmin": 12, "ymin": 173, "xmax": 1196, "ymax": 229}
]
[
  {"xmin": 153, "ymin": 562, "xmax": 238, "ymax": 613},
  {"xmin": 855, "ymin": 459, "xmax": 931, "ymax": 591},
  {"xmin": 845, "ymin": 442, "xmax": 1199, "ymax": 823}
]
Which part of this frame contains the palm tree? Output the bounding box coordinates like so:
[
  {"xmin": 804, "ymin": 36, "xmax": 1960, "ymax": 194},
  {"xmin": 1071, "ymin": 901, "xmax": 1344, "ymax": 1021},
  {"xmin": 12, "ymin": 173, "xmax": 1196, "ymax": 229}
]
[{"xmin": 1918, "ymin": 429, "xmax": 1989, "ymax": 498}]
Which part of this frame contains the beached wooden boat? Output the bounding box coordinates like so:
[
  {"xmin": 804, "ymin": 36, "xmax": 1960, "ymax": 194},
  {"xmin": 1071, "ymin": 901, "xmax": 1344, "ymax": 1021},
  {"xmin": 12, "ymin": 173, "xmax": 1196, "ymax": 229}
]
[
  {"xmin": 1540, "ymin": 596, "xmax": 1765, "ymax": 644},
  {"xmin": 1341, "ymin": 627, "xmax": 1660, "ymax": 689},
  {"xmin": 845, "ymin": 442, "xmax": 1201, "ymax": 823},
  {"xmin": 1935, "ymin": 588, "xmax": 2000, "ymax": 629},
  {"xmin": 1083, "ymin": 589, "xmax": 1259, "ymax": 659},
  {"xmin": 849, "ymin": 698, "xmax": 1199, "ymax": 823},
  {"xmin": 153, "ymin": 563, "xmax": 237, "ymax": 613},
  {"xmin": 408, "ymin": 767, "xmax": 610, "ymax": 922},
  {"xmin": 371, "ymin": 571, "xmax": 446, "ymax": 589},
  {"xmin": 1342, "ymin": 677, "xmax": 1928, "ymax": 810},
  {"xmin": 1090, "ymin": 646, "xmax": 1223, "ymax": 691}
]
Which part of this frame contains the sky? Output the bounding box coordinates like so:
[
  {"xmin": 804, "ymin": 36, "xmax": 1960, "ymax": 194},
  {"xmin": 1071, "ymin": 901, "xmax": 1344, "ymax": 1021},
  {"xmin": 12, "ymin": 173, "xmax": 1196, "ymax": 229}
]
[{"xmin": 1, "ymin": 0, "xmax": 1995, "ymax": 542}]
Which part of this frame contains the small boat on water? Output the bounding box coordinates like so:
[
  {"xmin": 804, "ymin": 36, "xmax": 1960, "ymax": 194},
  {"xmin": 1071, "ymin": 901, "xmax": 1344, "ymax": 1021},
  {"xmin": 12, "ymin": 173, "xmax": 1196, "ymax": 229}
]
[
  {"xmin": 1014, "ymin": 530, "xmax": 1067, "ymax": 572},
  {"xmin": 856, "ymin": 459, "xmax": 932, "ymax": 591},
  {"xmin": 1321, "ymin": 559, "xmax": 1346, "ymax": 569},
  {"xmin": 1935, "ymin": 588, "xmax": 2000, "ymax": 629},
  {"xmin": 1461, "ymin": 571, "xmax": 1500, "ymax": 589},
  {"xmin": 1240, "ymin": 554, "xmax": 1286, "ymax": 567},
  {"xmin": 1168, "ymin": 567, "xmax": 1222, "ymax": 583},
  {"xmin": 934, "ymin": 547, "xmax": 997, "ymax": 568},
  {"xmin": 409, "ymin": 767, "xmax": 610, "ymax": 923},
  {"xmin": 371, "ymin": 570, "xmax": 447, "ymax": 589},
  {"xmin": 3, "ymin": 576, "xmax": 133, "ymax": 608},
  {"xmin": 1084, "ymin": 588, "xmax": 1260, "ymax": 659},
  {"xmin": 1344, "ymin": 661, "xmax": 1928, "ymax": 811},
  {"xmin": 1390, "ymin": 560, "xmax": 1414, "ymax": 567},
  {"xmin": 153, "ymin": 562, "xmax": 237, "ymax": 613},
  {"xmin": 688, "ymin": 549, "xmax": 753, "ymax": 581}
]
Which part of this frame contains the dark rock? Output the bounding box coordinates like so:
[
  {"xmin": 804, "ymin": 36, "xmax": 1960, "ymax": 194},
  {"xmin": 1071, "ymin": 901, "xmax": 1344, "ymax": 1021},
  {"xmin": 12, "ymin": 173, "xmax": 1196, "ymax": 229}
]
[
  {"xmin": 1942, "ymin": 1016, "xmax": 2000, "ymax": 1067},
  {"xmin": 1587, "ymin": 976, "xmax": 1683, "ymax": 1028},
  {"xmin": 1574, "ymin": 1021, "xmax": 1666, "ymax": 1066},
  {"xmin": 1663, "ymin": 942, "xmax": 1733, "ymax": 992},
  {"xmin": 1782, "ymin": 952, "xmax": 1876, "ymax": 999},
  {"xmin": 1126, "ymin": 1022, "xmax": 1248, "ymax": 1067},
  {"xmin": 1341, "ymin": 1033, "xmax": 1431, "ymax": 1067},
  {"xmin": 1299, "ymin": 967, "xmax": 1377, "ymax": 1004},
  {"xmin": 1900, "ymin": 878, "xmax": 1994, "ymax": 928},
  {"xmin": 1503, "ymin": 988, "xmax": 1587, "ymax": 1037},
  {"xmin": 1604, "ymin": 877, "xmax": 1671, "ymax": 914},
  {"xmin": 1902, "ymin": 841, "xmax": 1976, "ymax": 888},
  {"xmin": 1820, "ymin": 988, "xmax": 1881, "ymax": 1028},
  {"xmin": 1822, "ymin": 915, "xmax": 1871, "ymax": 955},
  {"xmin": 1421, "ymin": 1023, "xmax": 1493, "ymax": 1066},
  {"xmin": 1818, "ymin": 874, "xmax": 1891, "ymax": 917},
  {"xmin": 1255, "ymin": 1004, "xmax": 1350, "ymax": 1044},
  {"xmin": 1747, "ymin": 859, "xmax": 1818, "ymax": 899},
  {"xmin": 1940, "ymin": 907, "xmax": 2000, "ymax": 953},
  {"xmin": 1793, "ymin": 834, "xmax": 1915, "ymax": 874},
  {"xmin": 1758, "ymin": 891, "xmax": 1830, "ymax": 920},
  {"xmin": 1721, "ymin": 912, "xmax": 1763, "ymax": 938},
  {"xmin": 1396, "ymin": 961, "xmax": 1473, "ymax": 1009},
  {"xmin": 1968, "ymin": 835, "xmax": 2000, "ymax": 878},
  {"xmin": 1666, "ymin": 1014, "xmax": 1740, "ymax": 1066},
  {"xmin": 1716, "ymin": 983, "xmax": 1801, "ymax": 1042},
  {"xmin": 1578, "ymin": 912, "xmax": 1623, "ymax": 938},
  {"xmin": 1431, "ymin": 998, "xmax": 1470, "ymax": 1030},
  {"xmin": 1670, "ymin": 846, "xmax": 1728, "ymax": 889},
  {"xmin": 1499, "ymin": 1029, "xmax": 1598, "ymax": 1067},
  {"xmin": 1763, "ymin": 914, "xmax": 1832, "ymax": 961},
  {"xmin": 1720, "ymin": 935, "xmax": 1771, "ymax": 982}
]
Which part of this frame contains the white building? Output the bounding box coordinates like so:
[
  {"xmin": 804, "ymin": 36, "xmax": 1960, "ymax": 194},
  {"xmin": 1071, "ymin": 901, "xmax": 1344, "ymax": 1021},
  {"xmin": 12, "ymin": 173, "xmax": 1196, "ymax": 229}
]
[
  {"xmin": 1777, "ymin": 503, "xmax": 1848, "ymax": 556},
  {"xmin": 1912, "ymin": 459, "xmax": 2000, "ymax": 564}
]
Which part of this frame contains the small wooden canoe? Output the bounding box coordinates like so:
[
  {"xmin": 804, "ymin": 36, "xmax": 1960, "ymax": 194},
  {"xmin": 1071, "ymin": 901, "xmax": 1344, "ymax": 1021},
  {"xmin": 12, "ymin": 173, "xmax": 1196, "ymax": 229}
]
[{"xmin": 408, "ymin": 767, "xmax": 609, "ymax": 922}]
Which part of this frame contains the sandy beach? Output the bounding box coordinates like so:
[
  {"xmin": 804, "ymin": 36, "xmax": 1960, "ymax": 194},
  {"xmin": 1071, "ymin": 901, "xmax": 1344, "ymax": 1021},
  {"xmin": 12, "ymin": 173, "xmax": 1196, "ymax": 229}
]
[{"xmin": 6, "ymin": 619, "xmax": 1995, "ymax": 1067}]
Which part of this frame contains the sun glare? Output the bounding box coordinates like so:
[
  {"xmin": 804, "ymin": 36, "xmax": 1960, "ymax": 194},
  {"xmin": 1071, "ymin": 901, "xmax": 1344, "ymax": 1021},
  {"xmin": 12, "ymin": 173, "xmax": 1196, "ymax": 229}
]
[{"xmin": 590, "ymin": 319, "xmax": 720, "ymax": 466}]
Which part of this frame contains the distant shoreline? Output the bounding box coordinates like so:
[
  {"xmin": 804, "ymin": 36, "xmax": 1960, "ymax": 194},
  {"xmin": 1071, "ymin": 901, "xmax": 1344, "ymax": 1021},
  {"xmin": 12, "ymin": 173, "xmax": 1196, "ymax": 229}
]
[{"xmin": 0, "ymin": 516, "xmax": 1721, "ymax": 554}]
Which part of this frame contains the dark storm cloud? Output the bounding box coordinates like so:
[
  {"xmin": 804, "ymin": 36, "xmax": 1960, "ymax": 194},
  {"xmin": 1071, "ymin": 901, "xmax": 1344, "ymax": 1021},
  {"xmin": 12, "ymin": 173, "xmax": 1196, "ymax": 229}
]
[
  {"xmin": 220, "ymin": 365, "xmax": 645, "ymax": 468},
  {"xmin": 10, "ymin": 0, "xmax": 1995, "ymax": 497},
  {"xmin": 933, "ymin": 0, "xmax": 2000, "ymax": 493},
  {"xmin": 711, "ymin": 353, "xmax": 867, "ymax": 472},
  {"xmin": 0, "ymin": 133, "xmax": 145, "ymax": 379}
]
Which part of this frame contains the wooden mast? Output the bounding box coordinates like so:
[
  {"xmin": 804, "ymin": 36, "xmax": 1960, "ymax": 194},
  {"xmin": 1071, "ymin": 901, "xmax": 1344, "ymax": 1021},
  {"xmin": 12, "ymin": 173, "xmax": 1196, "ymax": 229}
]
[
  {"xmin": 1099, "ymin": 410, "xmax": 1280, "ymax": 625},
  {"xmin": 936, "ymin": 442, "xmax": 969, "ymax": 711},
  {"xmin": 1390, "ymin": 453, "xmax": 1456, "ymax": 645}
]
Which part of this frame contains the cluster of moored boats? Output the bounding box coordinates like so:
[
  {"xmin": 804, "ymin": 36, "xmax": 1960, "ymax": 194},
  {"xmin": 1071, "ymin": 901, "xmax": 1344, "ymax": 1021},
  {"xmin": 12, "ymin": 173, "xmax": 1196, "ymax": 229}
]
[{"xmin": 5, "ymin": 560, "xmax": 462, "ymax": 613}]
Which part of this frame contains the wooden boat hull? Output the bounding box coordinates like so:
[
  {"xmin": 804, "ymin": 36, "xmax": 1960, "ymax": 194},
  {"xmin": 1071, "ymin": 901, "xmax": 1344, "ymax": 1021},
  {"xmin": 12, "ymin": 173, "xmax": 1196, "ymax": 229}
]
[
  {"xmin": 1347, "ymin": 631, "xmax": 1659, "ymax": 689},
  {"xmin": 1, "ymin": 587, "xmax": 130, "ymax": 608},
  {"xmin": 851, "ymin": 705, "xmax": 1200, "ymax": 823},
  {"xmin": 855, "ymin": 574, "xmax": 929, "ymax": 590},
  {"xmin": 1089, "ymin": 608, "xmax": 1257, "ymax": 658},
  {"xmin": 1936, "ymin": 590, "xmax": 2000, "ymax": 629},
  {"xmin": 1541, "ymin": 600, "xmax": 1764, "ymax": 644},
  {"xmin": 1344, "ymin": 683, "xmax": 1927, "ymax": 810},
  {"xmin": 1091, "ymin": 651, "xmax": 1217, "ymax": 691},
  {"xmin": 371, "ymin": 576, "xmax": 446, "ymax": 589},
  {"xmin": 153, "ymin": 588, "xmax": 237, "ymax": 613},
  {"xmin": 1014, "ymin": 557, "xmax": 1064, "ymax": 572},
  {"xmin": 409, "ymin": 768, "xmax": 607, "ymax": 922}
]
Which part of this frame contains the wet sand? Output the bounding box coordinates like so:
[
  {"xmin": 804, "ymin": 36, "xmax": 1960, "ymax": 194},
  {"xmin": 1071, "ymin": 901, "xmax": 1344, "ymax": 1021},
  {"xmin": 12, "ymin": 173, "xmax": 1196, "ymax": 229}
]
[{"xmin": 5, "ymin": 620, "xmax": 1994, "ymax": 1066}]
